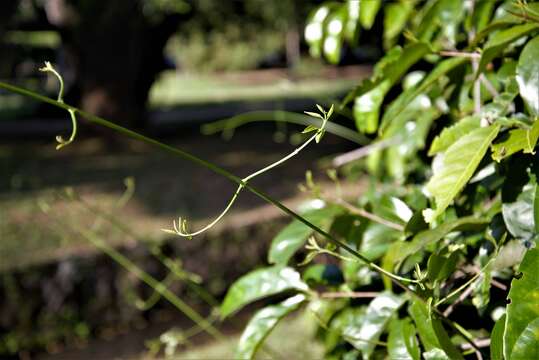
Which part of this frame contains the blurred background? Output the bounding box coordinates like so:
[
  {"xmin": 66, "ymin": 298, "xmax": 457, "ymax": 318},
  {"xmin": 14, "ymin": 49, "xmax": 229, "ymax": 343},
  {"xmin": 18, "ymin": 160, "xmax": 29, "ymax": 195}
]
[{"xmin": 0, "ymin": 0, "xmax": 379, "ymax": 358}]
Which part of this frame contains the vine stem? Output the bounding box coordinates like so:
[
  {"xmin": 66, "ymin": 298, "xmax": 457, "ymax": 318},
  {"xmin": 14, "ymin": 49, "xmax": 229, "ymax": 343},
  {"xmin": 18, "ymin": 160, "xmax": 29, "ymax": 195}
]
[
  {"xmin": 0, "ymin": 80, "xmax": 482, "ymax": 354},
  {"xmin": 0, "ymin": 80, "xmax": 417, "ymax": 287}
]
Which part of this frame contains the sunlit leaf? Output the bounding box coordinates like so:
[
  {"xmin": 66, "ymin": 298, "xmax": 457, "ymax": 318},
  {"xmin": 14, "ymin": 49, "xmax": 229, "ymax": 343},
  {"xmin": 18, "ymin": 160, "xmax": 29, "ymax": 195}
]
[
  {"xmin": 516, "ymin": 36, "xmax": 539, "ymax": 115},
  {"xmin": 477, "ymin": 23, "xmax": 539, "ymax": 76},
  {"xmin": 221, "ymin": 266, "xmax": 308, "ymax": 319},
  {"xmin": 504, "ymin": 248, "xmax": 539, "ymax": 359},
  {"xmin": 359, "ymin": 0, "xmax": 380, "ymax": 29},
  {"xmin": 268, "ymin": 205, "xmax": 343, "ymax": 265},
  {"xmin": 383, "ymin": 1, "xmax": 414, "ymax": 46},
  {"xmin": 235, "ymin": 294, "xmax": 306, "ymax": 360},
  {"xmin": 510, "ymin": 317, "xmax": 539, "ymax": 360},
  {"xmin": 388, "ymin": 318, "xmax": 420, "ymax": 360},
  {"xmin": 324, "ymin": 7, "xmax": 347, "ymax": 64},
  {"xmin": 423, "ymin": 125, "xmax": 501, "ymax": 223},
  {"xmin": 492, "ymin": 120, "xmax": 539, "ymax": 162},
  {"xmin": 347, "ymin": 293, "xmax": 404, "ymax": 359},
  {"xmin": 305, "ymin": 5, "xmax": 331, "ymax": 58},
  {"xmin": 428, "ymin": 116, "xmax": 480, "ymax": 156}
]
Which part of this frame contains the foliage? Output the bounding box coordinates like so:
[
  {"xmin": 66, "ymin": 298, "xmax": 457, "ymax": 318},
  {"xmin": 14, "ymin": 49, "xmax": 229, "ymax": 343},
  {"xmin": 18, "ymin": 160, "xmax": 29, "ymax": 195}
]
[
  {"xmin": 222, "ymin": 1, "xmax": 539, "ymax": 359},
  {"xmin": 2, "ymin": 0, "xmax": 539, "ymax": 359}
]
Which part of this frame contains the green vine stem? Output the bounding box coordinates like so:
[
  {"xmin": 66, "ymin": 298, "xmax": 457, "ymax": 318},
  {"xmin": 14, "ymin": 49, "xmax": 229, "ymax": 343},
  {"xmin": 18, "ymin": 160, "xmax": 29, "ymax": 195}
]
[
  {"xmin": 201, "ymin": 110, "xmax": 370, "ymax": 145},
  {"xmin": 0, "ymin": 81, "xmax": 423, "ymax": 291},
  {"xmin": 0, "ymin": 79, "xmax": 483, "ymax": 353},
  {"xmin": 39, "ymin": 61, "xmax": 78, "ymax": 150},
  {"xmin": 164, "ymin": 107, "xmax": 331, "ymax": 238}
]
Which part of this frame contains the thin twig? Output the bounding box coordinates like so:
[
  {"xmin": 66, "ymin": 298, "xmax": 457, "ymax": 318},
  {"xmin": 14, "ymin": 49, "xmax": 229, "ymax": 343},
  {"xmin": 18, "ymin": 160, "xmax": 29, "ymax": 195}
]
[
  {"xmin": 490, "ymin": 278, "xmax": 508, "ymax": 291},
  {"xmin": 472, "ymin": 59, "xmax": 482, "ymax": 117},
  {"xmin": 332, "ymin": 137, "xmax": 399, "ymax": 167},
  {"xmin": 320, "ymin": 291, "xmax": 379, "ymax": 299},
  {"xmin": 443, "ymin": 285, "xmax": 474, "ymax": 317},
  {"xmin": 336, "ymin": 199, "xmax": 405, "ymax": 231},
  {"xmin": 440, "ymin": 50, "xmax": 481, "ymax": 59},
  {"xmin": 460, "ymin": 338, "xmax": 491, "ymax": 350}
]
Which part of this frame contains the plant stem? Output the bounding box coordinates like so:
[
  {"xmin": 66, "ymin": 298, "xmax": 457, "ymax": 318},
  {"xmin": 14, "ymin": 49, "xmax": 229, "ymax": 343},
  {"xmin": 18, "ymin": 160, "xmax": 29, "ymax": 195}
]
[{"xmin": 0, "ymin": 80, "xmax": 416, "ymax": 289}]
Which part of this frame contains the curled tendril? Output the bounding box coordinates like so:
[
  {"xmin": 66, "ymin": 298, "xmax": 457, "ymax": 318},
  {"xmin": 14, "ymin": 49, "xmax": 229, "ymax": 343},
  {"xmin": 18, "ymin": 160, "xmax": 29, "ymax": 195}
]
[
  {"xmin": 163, "ymin": 104, "xmax": 334, "ymax": 239},
  {"xmin": 39, "ymin": 61, "xmax": 78, "ymax": 150}
]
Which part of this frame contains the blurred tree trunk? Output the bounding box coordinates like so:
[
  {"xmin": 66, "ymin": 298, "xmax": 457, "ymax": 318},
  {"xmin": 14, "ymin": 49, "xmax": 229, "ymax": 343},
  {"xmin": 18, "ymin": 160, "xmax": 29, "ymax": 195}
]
[{"xmin": 45, "ymin": 0, "xmax": 182, "ymax": 130}]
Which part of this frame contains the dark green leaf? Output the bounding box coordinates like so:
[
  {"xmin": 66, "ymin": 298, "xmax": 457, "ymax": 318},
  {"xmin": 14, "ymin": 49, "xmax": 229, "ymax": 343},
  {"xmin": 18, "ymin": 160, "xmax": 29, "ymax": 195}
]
[
  {"xmin": 221, "ymin": 266, "xmax": 308, "ymax": 319},
  {"xmin": 405, "ymin": 210, "xmax": 429, "ymax": 236},
  {"xmin": 423, "ymin": 125, "xmax": 501, "ymax": 223},
  {"xmin": 268, "ymin": 205, "xmax": 343, "ymax": 265},
  {"xmin": 504, "ymin": 248, "xmax": 539, "ymax": 359},
  {"xmin": 490, "ymin": 314, "xmax": 506, "ymax": 360},
  {"xmin": 477, "ymin": 23, "xmax": 539, "ymax": 77},
  {"xmin": 235, "ymin": 294, "xmax": 305, "ymax": 359},
  {"xmin": 359, "ymin": 223, "xmax": 400, "ymax": 261},
  {"xmin": 427, "ymin": 251, "xmax": 459, "ymax": 282},
  {"xmin": 431, "ymin": 317, "xmax": 464, "ymax": 360},
  {"xmin": 516, "ymin": 36, "xmax": 539, "ymax": 115},
  {"xmin": 388, "ymin": 318, "xmax": 420, "ymax": 360},
  {"xmin": 409, "ymin": 301, "xmax": 440, "ymax": 351},
  {"xmin": 502, "ymin": 176, "xmax": 538, "ymax": 241}
]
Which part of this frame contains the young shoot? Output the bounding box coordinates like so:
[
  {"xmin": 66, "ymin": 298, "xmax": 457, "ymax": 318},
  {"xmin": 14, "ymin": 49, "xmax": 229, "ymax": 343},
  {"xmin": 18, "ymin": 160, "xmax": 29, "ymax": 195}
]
[
  {"xmin": 163, "ymin": 104, "xmax": 334, "ymax": 238},
  {"xmin": 39, "ymin": 61, "xmax": 78, "ymax": 150}
]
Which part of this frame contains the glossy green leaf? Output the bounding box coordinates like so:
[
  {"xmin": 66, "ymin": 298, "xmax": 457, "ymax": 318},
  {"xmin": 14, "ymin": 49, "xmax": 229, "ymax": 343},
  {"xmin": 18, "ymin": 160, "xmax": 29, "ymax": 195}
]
[
  {"xmin": 492, "ymin": 120, "xmax": 539, "ymax": 162},
  {"xmin": 428, "ymin": 116, "xmax": 480, "ymax": 156},
  {"xmin": 427, "ymin": 251, "xmax": 459, "ymax": 282},
  {"xmin": 359, "ymin": 0, "xmax": 380, "ymax": 29},
  {"xmin": 516, "ymin": 36, "xmax": 539, "ymax": 115},
  {"xmin": 504, "ymin": 248, "xmax": 539, "ymax": 359},
  {"xmin": 347, "ymin": 293, "xmax": 404, "ymax": 359},
  {"xmin": 491, "ymin": 314, "xmax": 506, "ymax": 360},
  {"xmin": 415, "ymin": 0, "xmax": 463, "ymax": 45},
  {"xmin": 511, "ymin": 317, "xmax": 539, "ymax": 360},
  {"xmin": 380, "ymin": 57, "xmax": 467, "ymax": 134},
  {"xmin": 423, "ymin": 125, "xmax": 501, "ymax": 223},
  {"xmin": 221, "ymin": 266, "xmax": 308, "ymax": 319},
  {"xmin": 477, "ymin": 23, "xmax": 539, "ymax": 77},
  {"xmin": 268, "ymin": 205, "xmax": 343, "ymax": 265},
  {"xmin": 388, "ymin": 318, "xmax": 420, "ymax": 360},
  {"xmin": 235, "ymin": 294, "xmax": 305, "ymax": 359}
]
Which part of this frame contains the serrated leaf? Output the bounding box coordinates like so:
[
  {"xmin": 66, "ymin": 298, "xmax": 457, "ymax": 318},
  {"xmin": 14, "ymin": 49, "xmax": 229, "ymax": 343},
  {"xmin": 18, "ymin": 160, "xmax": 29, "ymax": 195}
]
[
  {"xmin": 477, "ymin": 23, "xmax": 539, "ymax": 77},
  {"xmin": 429, "ymin": 117, "xmax": 481, "ymax": 155},
  {"xmin": 235, "ymin": 294, "xmax": 305, "ymax": 360},
  {"xmin": 492, "ymin": 120, "xmax": 539, "ymax": 162},
  {"xmin": 380, "ymin": 57, "xmax": 467, "ymax": 134},
  {"xmin": 268, "ymin": 205, "xmax": 343, "ymax": 265},
  {"xmin": 423, "ymin": 125, "xmax": 501, "ymax": 223},
  {"xmin": 388, "ymin": 318, "xmax": 420, "ymax": 360},
  {"xmin": 516, "ymin": 35, "xmax": 539, "ymax": 115},
  {"xmin": 359, "ymin": 0, "xmax": 380, "ymax": 29},
  {"xmin": 221, "ymin": 266, "xmax": 308, "ymax": 319},
  {"xmin": 347, "ymin": 293, "xmax": 404, "ymax": 359},
  {"xmin": 504, "ymin": 248, "xmax": 539, "ymax": 359},
  {"xmin": 490, "ymin": 314, "xmax": 506, "ymax": 360},
  {"xmin": 510, "ymin": 317, "xmax": 539, "ymax": 360}
]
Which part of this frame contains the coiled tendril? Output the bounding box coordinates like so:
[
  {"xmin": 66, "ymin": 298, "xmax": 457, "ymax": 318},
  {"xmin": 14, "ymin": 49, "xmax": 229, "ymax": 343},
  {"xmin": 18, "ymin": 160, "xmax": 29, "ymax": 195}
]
[{"xmin": 39, "ymin": 61, "xmax": 78, "ymax": 150}]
